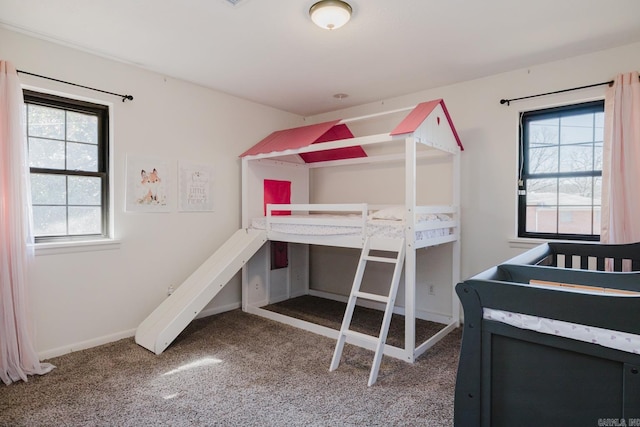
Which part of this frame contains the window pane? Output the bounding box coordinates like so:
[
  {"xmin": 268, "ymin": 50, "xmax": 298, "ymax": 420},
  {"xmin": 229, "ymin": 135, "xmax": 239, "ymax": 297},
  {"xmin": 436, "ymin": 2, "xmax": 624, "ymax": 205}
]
[
  {"xmin": 32, "ymin": 206, "xmax": 67, "ymax": 236},
  {"xmin": 558, "ymin": 177, "xmax": 594, "ymax": 206},
  {"xmin": 594, "ymin": 112, "xmax": 604, "ymax": 140},
  {"xmin": 28, "ymin": 137, "xmax": 65, "ymax": 169},
  {"xmin": 528, "ymin": 146, "xmax": 558, "ymax": 174},
  {"xmin": 526, "ymin": 204, "xmax": 558, "ymax": 233},
  {"xmin": 67, "ymin": 142, "xmax": 98, "ymax": 171},
  {"xmin": 558, "ymin": 206, "xmax": 593, "ymax": 235},
  {"xmin": 68, "ymin": 207, "xmax": 101, "ymax": 235},
  {"xmin": 527, "ymin": 177, "xmax": 557, "ymax": 197},
  {"xmin": 68, "ymin": 176, "xmax": 101, "ymax": 205},
  {"xmin": 28, "ymin": 105, "xmax": 65, "ymax": 140},
  {"xmin": 31, "ymin": 174, "xmax": 66, "ymax": 205},
  {"xmin": 559, "ymin": 144, "xmax": 594, "ymax": 173},
  {"xmin": 560, "ymin": 113, "xmax": 595, "ymax": 144},
  {"xmin": 525, "ymin": 178, "xmax": 557, "ymax": 233},
  {"xmin": 67, "ymin": 111, "xmax": 98, "ymax": 143},
  {"xmin": 593, "ymin": 205, "xmax": 602, "ymax": 233},
  {"xmin": 594, "ymin": 142, "xmax": 603, "ymax": 170},
  {"xmin": 594, "ymin": 176, "xmax": 602, "ymax": 200},
  {"xmin": 592, "ymin": 176, "xmax": 602, "ymax": 235},
  {"xmin": 529, "ymin": 119, "xmax": 559, "ymax": 145}
]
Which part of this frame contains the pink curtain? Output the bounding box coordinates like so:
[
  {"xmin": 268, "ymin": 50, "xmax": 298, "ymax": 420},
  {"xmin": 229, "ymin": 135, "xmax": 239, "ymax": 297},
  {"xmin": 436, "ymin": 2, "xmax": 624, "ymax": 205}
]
[
  {"xmin": 601, "ymin": 72, "xmax": 640, "ymax": 249},
  {"xmin": 0, "ymin": 60, "xmax": 54, "ymax": 384}
]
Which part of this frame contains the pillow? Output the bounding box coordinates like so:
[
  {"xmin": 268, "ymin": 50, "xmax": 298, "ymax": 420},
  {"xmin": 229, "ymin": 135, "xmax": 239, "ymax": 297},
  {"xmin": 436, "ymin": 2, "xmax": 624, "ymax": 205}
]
[
  {"xmin": 369, "ymin": 206, "xmax": 405, "ymax": 220},
  {"xmin": 369, "ymin": 208, "xmax": 452, "ymax": 222}
]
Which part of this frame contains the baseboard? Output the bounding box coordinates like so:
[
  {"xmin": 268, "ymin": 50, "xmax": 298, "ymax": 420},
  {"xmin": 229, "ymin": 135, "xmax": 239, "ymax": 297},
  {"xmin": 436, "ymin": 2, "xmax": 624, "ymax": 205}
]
[
  {"xmin": 308, "ymin": 289, "xmax": 348, "ymax": 303},
  {"xmin": 308, "ymin": 289, "xmax": 453, "ymax": 324},
  {"xmin": 289, "ymin": 289, "xmax": 308, "ymax": 299},
  {"xmin": 196, "ymin": 302, "xmax": 241, "ymax": 319},
  {"xmin": 39, "ymin": 302, "xmax": 242, "ymax": 360},
  {"xmin": 39, "ymin": 328, "xmax": 137, "ymax": 360}
]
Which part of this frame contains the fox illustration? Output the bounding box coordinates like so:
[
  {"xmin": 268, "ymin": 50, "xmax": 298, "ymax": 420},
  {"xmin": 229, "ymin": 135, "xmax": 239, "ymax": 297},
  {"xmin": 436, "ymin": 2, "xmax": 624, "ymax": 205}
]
[{"xmin": 137, "ymin": 168, "xmax": 163, "ymax": 204}]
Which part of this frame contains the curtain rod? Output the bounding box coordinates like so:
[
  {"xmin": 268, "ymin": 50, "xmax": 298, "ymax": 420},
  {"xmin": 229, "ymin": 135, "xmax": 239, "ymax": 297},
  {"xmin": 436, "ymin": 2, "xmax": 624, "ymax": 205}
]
[
  {"xmin": 17, "ymin": 70, "xmax": 134, "ymax": 102},
  {"xmin": 499, "ymin": 80, "xmax": 613, "ymax": 106}
]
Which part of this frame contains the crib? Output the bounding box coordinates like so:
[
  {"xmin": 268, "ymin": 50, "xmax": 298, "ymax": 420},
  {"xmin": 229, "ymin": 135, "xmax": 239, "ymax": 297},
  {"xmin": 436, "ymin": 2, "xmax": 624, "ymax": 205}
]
[{"xmin": 454, "ymin": 242, "xmax": 640, "ymax": 426}]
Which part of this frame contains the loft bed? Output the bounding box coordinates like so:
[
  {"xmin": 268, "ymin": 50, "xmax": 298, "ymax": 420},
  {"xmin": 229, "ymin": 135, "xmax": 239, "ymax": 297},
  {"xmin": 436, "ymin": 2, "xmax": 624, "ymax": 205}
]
[
  {"xmin": 240, "ymin": 99, "xmax": 463, "ymax": 365},
  {"xmin": 454, "ymin": 241, "xmax": 640, "ymax": 426}
]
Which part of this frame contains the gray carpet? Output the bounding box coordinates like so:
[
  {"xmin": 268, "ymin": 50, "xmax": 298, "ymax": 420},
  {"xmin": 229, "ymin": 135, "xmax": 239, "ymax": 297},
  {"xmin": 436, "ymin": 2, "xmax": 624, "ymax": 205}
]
[
  {"xmin": 264, "ymin": 295, "xmax": 450, "ymax": 348},
  {"xmin": 0, "ymin": 301, "xmax": 461, "ymax": 426}
]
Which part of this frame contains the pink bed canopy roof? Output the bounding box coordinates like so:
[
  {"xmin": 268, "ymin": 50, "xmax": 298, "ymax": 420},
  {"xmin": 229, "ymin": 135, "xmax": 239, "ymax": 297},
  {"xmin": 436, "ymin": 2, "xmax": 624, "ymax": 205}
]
[
  {"xmin": 240, "ymin": 99, "xmax": 463, "ymax": 162},
  {"xmin": 390, "ymin": 98, "xmax": 463, "ymax": 149}
]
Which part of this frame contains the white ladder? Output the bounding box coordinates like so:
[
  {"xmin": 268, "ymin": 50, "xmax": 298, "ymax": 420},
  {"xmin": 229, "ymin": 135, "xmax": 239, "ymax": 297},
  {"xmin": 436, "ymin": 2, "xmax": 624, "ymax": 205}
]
[{"xmin": 329, "ymin": 237, "xmax": 406, "ymax": 386}]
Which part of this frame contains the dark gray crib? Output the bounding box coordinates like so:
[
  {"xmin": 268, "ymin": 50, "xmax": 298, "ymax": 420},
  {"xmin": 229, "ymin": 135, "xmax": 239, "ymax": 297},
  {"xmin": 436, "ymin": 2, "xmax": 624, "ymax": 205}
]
[{"xmin": 454, "ymin": 242, "xmax": 640, "ymax": 427}]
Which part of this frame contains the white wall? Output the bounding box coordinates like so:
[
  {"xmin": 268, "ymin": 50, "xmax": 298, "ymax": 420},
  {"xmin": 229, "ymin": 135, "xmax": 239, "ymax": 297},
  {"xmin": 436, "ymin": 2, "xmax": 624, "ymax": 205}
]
[
  {"xmin": 307, "ymin": 129, "xmax": 457, "ymax": 319},
  {"xmin": 308, "ymin": 42, "xmax": 640, "ymax": 282},
  {"xmin": 4, "ymin": 24, "xmax": 640, "ymax": 358},
  {"xmin": 0, "ymin": 27, "xmax": 302, "ymax": 358}
]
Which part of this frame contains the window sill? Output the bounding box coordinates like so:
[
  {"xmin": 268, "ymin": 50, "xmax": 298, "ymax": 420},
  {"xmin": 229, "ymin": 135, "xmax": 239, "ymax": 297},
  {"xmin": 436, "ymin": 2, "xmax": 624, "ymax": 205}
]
[
  {"xmin": 34, "ymin": 239, "xmax": 121, "ymax": 256},
  {"xmin": 508, "ymin": 237, "xmax": 598, "ymax": 250}
]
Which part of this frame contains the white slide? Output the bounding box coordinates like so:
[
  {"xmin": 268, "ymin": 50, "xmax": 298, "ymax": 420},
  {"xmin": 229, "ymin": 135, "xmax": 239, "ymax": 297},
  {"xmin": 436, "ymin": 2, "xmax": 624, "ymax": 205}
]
[{"xmin": 135, "ymin": 228, "xmax": 267, "ymax": 354}]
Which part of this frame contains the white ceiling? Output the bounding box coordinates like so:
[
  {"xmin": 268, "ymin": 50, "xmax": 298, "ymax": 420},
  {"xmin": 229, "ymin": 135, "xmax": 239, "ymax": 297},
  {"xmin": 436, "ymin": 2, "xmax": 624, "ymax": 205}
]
[{"xmin": 2, "ymin": 0, "xmax": 640, "ymax": 116}]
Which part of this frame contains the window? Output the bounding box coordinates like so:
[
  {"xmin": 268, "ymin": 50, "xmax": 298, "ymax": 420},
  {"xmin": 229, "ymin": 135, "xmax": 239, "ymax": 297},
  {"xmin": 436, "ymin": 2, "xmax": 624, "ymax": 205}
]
[
  {"xmin": 23, "ymin": 90, "xmax": 109, "ymax": 242},
  {"xmin": 518, "ymin": 100, "xmax": 603, "ymax": 241}
]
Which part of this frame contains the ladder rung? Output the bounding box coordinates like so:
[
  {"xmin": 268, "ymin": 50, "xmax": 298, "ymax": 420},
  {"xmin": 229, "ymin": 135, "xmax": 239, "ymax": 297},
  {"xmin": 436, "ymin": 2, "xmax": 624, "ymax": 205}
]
[
  {"xmin": 364, "ymin": 255, "xmax": 397, "ymax": 264},
  {"xmin": 354, "ymin": 291, "xmax": 389, "ymax": 303},
  {"xmin": 343, "ymin": 330, "xmax": 379, "ymax": 344}
]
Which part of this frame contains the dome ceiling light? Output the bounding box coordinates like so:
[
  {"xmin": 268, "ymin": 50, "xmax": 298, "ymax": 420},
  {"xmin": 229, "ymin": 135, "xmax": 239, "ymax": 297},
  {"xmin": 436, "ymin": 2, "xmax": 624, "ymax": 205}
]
[{"xmin": 309, "ymin": 0, "xmax": 352, "ymax": 30}]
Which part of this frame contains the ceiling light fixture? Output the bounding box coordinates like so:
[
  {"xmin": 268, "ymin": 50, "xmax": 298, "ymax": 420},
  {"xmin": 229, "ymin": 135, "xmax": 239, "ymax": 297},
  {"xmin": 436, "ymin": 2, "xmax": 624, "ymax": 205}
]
[{"xmin": 309, "ymin": 0, "xmax": 352, "ymax": 30}]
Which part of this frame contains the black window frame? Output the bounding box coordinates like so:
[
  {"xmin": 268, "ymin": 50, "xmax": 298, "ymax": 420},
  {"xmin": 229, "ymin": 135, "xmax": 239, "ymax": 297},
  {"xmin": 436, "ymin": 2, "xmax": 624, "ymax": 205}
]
[
  {"xmin": 518, "ymin": 100, "xmax": 604, "ymax": 241},
  {"xmin": 23, "ymin": 90, "xmax": 110, "ymax": 242}
]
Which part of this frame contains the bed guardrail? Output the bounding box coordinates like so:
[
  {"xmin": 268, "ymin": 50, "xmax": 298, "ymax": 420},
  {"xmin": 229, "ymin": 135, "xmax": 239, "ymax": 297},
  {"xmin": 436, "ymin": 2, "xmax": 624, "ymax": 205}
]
[
  {"xmin": 266, "ymin": 203, "xmax": 368, "ymax": 242},
  {"xmin": 265, "ymin": 203, "xmax": 368, "ymax": 225},
  {"xmin": 262, "ymin": 203, "xmax": 459, "ymax": 247}
]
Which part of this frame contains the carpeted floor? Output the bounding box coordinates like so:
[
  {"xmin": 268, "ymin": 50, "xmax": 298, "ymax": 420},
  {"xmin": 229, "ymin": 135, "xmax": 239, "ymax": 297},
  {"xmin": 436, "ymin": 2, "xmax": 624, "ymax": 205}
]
[{"xmin": 0, "ymin": 298, "xmax": 461, "ymax": 427}]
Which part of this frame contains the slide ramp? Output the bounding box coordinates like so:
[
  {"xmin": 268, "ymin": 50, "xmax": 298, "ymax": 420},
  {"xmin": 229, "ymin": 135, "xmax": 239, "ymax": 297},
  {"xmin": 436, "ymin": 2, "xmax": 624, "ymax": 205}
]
[{"xmin": 135, "ymin": 228, "xmax": 267, "ymax": 354}]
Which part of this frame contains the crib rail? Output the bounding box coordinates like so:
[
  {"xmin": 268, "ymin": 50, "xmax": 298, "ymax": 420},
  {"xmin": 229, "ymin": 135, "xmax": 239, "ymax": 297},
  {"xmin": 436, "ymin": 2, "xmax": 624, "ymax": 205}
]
[{"xmin": 540, "ymin": 242, "xmax": 640, "ymax": 271}]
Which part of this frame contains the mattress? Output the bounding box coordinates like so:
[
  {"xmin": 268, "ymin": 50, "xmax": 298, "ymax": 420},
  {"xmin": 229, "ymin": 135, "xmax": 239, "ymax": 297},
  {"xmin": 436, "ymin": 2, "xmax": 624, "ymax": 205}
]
[
  {"xmin": 484, "ymin": 308, "xmax": 640, "ymax": 355},
  {"xmin": 250, "ymin": 213, "xmax": 452, "ymax": 240}
]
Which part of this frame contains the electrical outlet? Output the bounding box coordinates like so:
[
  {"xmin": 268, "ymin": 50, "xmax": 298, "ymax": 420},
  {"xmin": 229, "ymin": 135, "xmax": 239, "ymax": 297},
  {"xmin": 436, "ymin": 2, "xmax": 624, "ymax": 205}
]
[
  {"xmin": 428, "ymin": 284, "xmax": 435, "ymax": 296},
  {"xmin": 167, "ymin": 285, "xmax": 175, "ymax": 296}
]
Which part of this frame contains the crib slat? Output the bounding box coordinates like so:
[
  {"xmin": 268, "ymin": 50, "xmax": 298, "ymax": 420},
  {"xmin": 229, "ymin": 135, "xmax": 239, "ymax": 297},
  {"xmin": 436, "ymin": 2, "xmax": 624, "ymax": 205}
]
[
  {"xmin": 565, "ymin": 254, "xmax": 573, "ymax": 269},
  {"xmin": 580, "ymin": 256, "xmax": 589, "ymax": 270},
  {"xmin": 597, "ymin": 257, "xmax": 605, "ymax": 271},
  {"xmin": 633, "ymin": 259, "xmax": 640, "ymax": 271},
  {"xmin": 614, "ymin": 258, "xmax": 623, "ymax": 271}
]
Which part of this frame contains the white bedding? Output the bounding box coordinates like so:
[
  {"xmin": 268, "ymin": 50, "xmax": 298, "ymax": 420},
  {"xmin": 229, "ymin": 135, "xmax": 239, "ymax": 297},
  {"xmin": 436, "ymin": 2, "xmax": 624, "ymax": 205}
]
[
  {"xmin": 483, "ymin": 308, "xmax": 640, "ymax": 355},
  {"xmin": 250, "ymin": 213, "xmax": 452, "ymax": 240}
]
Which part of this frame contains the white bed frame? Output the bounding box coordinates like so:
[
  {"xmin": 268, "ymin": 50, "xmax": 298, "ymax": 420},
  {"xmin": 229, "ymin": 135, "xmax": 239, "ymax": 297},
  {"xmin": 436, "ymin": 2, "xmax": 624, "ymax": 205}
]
[
  {"xmin": 253, "ymin": 203, "xmax": 457, "ymax": 249},
  {"xmin": 240, "ymin": 101, "xmax": 462, "ymax": 363}
]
